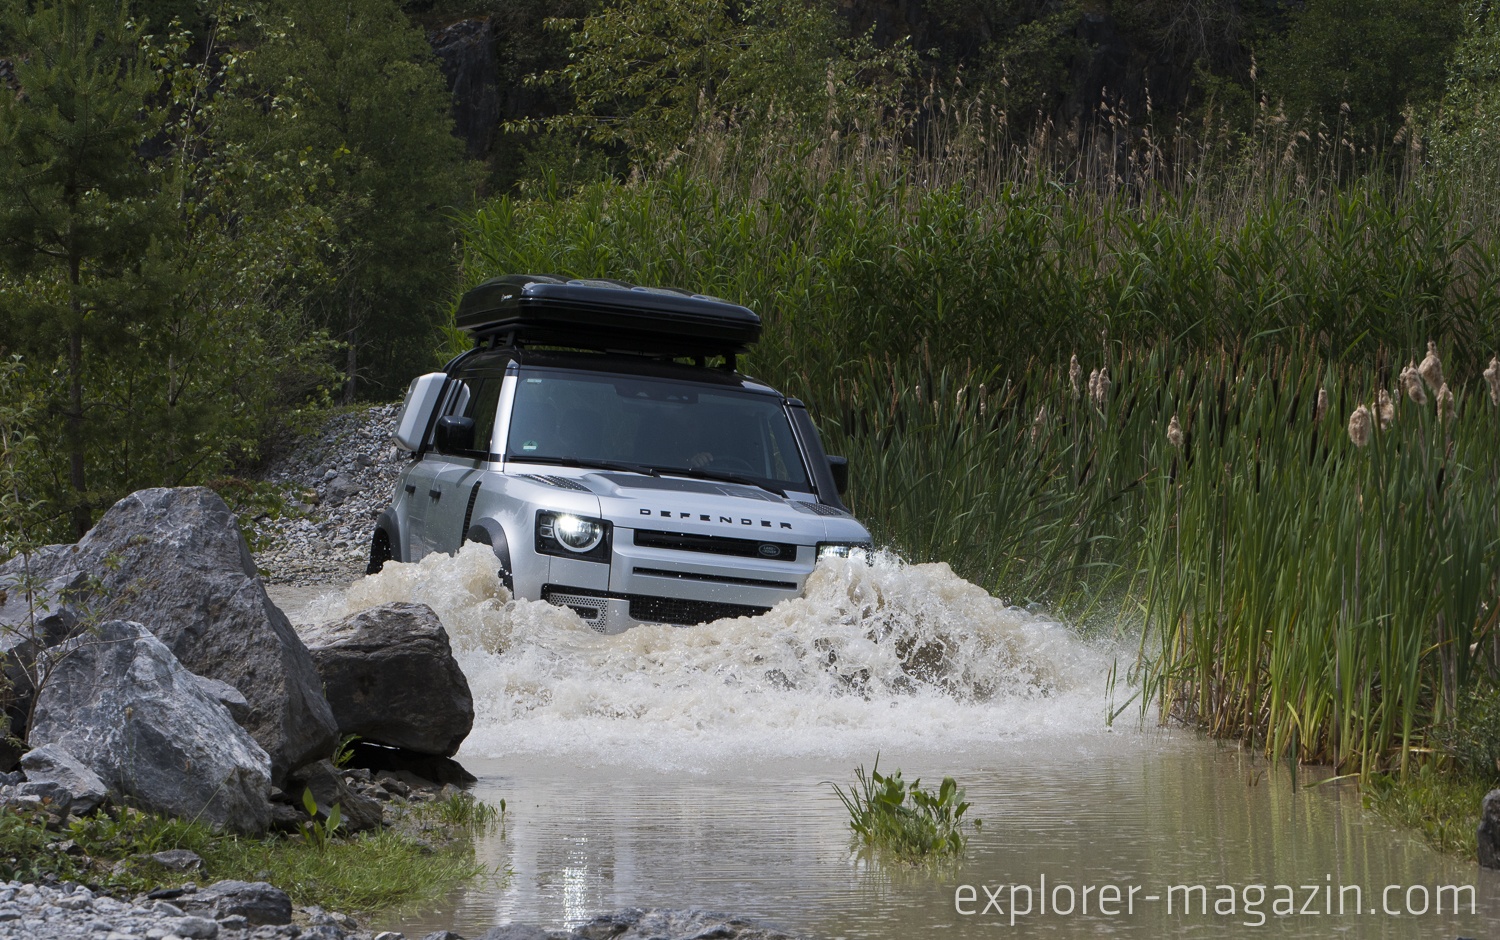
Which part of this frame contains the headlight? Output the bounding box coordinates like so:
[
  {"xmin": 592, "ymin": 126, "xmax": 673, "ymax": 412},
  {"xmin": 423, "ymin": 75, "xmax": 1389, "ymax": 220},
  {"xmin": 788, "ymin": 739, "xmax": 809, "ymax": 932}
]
[
  {"xmin": 817, "ymin": 541, "xmax": 872, "ymax": 561},
  {"xmin": 553, "ymin": 514, "xmax": 604, "ymax": 552},
  {"xmin": 536, "ymin": 511, "xmax": 611, "ymax": 560}
]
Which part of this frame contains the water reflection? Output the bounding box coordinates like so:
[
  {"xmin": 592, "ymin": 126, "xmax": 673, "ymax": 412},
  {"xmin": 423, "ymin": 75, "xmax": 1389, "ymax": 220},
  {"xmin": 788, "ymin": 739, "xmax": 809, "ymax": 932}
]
[{"xmin": 384, "ymin": 735, "xmax": 1498, "ymax": 938}]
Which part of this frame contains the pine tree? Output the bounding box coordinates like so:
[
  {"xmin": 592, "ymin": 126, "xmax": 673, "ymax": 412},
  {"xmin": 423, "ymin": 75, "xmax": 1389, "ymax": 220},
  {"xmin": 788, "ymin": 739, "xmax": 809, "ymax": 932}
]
[{"xmin": 0, "ymin": 0, "xmax": 181, "ymax": 536}]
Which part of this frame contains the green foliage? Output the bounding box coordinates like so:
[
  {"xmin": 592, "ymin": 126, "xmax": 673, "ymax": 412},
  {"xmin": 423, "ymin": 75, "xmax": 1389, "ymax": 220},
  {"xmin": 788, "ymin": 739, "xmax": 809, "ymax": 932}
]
[
  {"xmin": 0, "ymin": 1, "xmax": 338, "ymax": 540},
  {"xmin": 1435, "ymin": 685, "xmax": 1500, "ymax": 782},
  {"xmin": 225, "ymin": 0, "xmax": 478, "ymax": 401},
  {"xmin": 1363, "ymin": 765, "xmax": 1491, "ymax": 856},
  {"xmin": 1437, "ymin": 1, "xmax": 1500, "ymax": 187},
  {"xmin": 299, "ymin": 787, "xmax": 343, "ymax": 851},
  {"xmin": 0, "ymin": 357, "xmax": 45, "ymax": 559},
  {"xmin": 539, "ymin": 0, "xmax": 912, "ymax": 164},
  {"xmin": 1260, "ymin": 0, "xmax": 1462, "ymax": 137},
  {"xmin": 0, "ymin": 801, "xmax": 490, "ymax": 912},
  {"xmin": 832, "ymin": 757, "xmax": 979, "ymax": 862}
]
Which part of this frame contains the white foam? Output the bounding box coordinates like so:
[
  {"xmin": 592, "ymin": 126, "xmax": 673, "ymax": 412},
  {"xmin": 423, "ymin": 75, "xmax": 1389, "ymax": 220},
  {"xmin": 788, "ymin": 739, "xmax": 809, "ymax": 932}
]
[{"xmin": 307, "ymin": 543, "xmax": 1120, "ymax": 770}]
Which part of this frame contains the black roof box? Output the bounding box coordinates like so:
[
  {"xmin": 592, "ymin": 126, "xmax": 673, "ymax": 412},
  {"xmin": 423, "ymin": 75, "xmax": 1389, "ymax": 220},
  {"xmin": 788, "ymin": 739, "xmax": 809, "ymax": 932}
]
[{"xmin": 456, "ymin": 274, "xmax": 761, "ymax": 356}]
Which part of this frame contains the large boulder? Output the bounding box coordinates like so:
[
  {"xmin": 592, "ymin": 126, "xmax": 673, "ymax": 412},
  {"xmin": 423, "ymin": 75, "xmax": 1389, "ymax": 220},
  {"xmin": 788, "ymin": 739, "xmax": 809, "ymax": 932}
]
[
  {"xmin": 1480, "ymin": 789, "xmax": 1500, "ymax": 868},
  {"xmin": 300, "ymin": 602, "xmax": 473, "ymax": 757},
  {"xmin": 3, "ymin": 487, "xmax": 338, "ymax": 784},
  {"xmin": 28, "ymin": 620, "xmax": 272, "ymax": 833}
]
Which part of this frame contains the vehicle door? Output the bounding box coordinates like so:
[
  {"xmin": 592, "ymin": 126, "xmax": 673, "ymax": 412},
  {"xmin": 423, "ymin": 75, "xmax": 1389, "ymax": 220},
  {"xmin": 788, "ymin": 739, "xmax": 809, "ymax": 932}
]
[
  {"xmin": 426, "ymin": 372, "xmax": 508, "ymax": 555},
  {"xmin": 404, "ymin": 377, "xmax": 472, "ymax": 559}
]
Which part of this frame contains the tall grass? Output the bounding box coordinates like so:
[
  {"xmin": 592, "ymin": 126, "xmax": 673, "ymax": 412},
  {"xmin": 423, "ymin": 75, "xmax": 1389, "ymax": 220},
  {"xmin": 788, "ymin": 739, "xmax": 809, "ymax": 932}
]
[{"xmin": 457, "ymin": 146, "xmax": 1500, "ymax": 777}]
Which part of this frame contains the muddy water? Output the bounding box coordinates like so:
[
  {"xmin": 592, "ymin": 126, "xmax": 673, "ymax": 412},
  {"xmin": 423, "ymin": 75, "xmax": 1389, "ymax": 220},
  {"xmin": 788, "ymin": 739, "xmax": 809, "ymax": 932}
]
[{"xmin": 273, "ymin": 546, "xmax": 1500, "ymax": 938}]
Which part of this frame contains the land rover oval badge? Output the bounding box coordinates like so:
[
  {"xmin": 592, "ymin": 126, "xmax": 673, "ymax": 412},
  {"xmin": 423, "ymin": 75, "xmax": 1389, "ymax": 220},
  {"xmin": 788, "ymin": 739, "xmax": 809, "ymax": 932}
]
[{"xmin": 758, "ymin": 543, "xmax": 780, "ymax": 558}]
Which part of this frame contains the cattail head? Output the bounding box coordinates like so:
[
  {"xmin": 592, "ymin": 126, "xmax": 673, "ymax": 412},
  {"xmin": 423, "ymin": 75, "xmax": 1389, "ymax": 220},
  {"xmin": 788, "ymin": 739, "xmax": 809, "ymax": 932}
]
[
  {"xmin": 1400, "ymin": 361, "xmax": 1427, "ymax": 404},
  {"xmin": 1315, "ymin": 387, "xmax": 1328, "ymax": 422},
  {"xmin": 1419, "ymin": 340, "xmax": 1444, "ymax": 393},
  {"xmin": 1031, "ymin": 403, "xmax": 1049, "ymax": 443},
  {"xmin": 1376, "ymin": 388, "xmax": 1394, "ymax": 429},
  {"xmin": 1089, "ymin": 367, "xmax": 1110, "ymax": 408},
  {"xmin": 978, "ymin": 383, "xmax": 988, "ymax": 417},
  {"xmin": 1069, "ymin": 354, "xmax": 1081, "ymax": 395},
  {"xmin": 1437, "ymin": 383, "xmax": 1454, "ymax": 423},
  {"xmin": 1485, "ymin": 356, "xmax": 1499, "ymax": 406},
  {"xmin": 1167, "ymin": 414, "xmax": 1183, "ymax": 448},
  {"xmin": 1347, "ymin": 405, "xmax": 1372, "ymax": 447}
]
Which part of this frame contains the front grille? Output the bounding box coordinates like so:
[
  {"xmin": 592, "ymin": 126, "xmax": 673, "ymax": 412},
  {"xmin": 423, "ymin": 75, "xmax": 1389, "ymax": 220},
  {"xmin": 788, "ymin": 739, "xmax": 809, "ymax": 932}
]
[
  {"xmin": 628, "ymin": 595, "xmax": 769, "ymax": 625},
  {"xmin": 543, "ymin": 583, "xmax": 772, "ymax": 627},
  {"xmin": 632, "ymin": 567, "xmax": 798, "ymax": 590},
  {"xmin": 540, "ymin": 586, "xmax": 609, "ymax": 633},
  {"xmin": 634, "ymin": 529, "xmax": 798, "ymax": 562}
]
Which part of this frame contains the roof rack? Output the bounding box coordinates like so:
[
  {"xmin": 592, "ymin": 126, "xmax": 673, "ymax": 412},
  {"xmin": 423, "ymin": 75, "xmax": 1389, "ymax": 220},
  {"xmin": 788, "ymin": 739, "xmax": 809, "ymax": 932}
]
[{"xmin": 455, "ymin": 274, "xmax": 761, "ymax": 358}]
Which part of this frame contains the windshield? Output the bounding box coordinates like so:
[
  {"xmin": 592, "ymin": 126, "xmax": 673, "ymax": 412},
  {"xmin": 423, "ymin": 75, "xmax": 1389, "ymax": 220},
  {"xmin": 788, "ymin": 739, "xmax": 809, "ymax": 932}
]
[{"xmin": 505, "ymin": 368, "xmax": 811, "ymax": 492}]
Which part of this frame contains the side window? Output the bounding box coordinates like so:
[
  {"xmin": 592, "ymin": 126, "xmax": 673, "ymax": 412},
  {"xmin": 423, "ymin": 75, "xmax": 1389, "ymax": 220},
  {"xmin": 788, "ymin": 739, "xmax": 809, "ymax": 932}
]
[{"xmin": 466, "ymin": 378, "xmax": 504, "ymax": 456}]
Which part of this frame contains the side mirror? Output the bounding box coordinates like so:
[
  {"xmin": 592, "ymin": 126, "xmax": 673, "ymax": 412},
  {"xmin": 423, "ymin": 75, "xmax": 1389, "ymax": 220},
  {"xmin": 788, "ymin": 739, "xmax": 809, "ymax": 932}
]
[
  {"xmin": 435, "ymin": 415, "xmax": 476, "ymax": 454},
  {"xmin": 826, "ymin": 455, "xmax": 849, "ymax": 495}
]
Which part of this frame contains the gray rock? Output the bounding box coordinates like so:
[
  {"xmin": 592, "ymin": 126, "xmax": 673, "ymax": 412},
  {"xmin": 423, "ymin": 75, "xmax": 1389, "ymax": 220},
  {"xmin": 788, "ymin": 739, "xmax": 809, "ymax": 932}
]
[
  {"xmin": 180, "ymin": 880, "xmax": 292, "ymax": 926},
  {"xmin": 421, "ymin": 932, "xmax": 467, "ymax": 940},
  {"xmin": 1480, "ymin": 788, "xmax": 1500, "ymax": 868},
  {"xmin": 193, "ymin": 675, "xmax": 251, "ymax": 724},
  {"xmin": 27, "ymin": 487, "xmax": 338, "ymax": 785},
  {"xmin": 18, "ymin": 744, "xmax": 108, "ymax": 815},
  {"xmin": 148, "ymin": 849, "xmax": 204, "ymax": 871},
  {"xmin": 300, "ymin": 603, "xmax": 473, "ymax": 756},
  {"xmin": 171, "ymin": 914, "xmax": 221, "ymax": 938},
  {"xmin": 569, "ymin": 909, "xmax": 802, "ymax": 940},
  {"xmin": 28, "ymin": 620, "xmax": 272, "ymax": 833},
  {"xmin": 284, "ymin": 760, "xmax": 383, "ymax": 834},
  {"xmin": 0, "ymin": 560, "xmax": 88, "ymax": 767}
]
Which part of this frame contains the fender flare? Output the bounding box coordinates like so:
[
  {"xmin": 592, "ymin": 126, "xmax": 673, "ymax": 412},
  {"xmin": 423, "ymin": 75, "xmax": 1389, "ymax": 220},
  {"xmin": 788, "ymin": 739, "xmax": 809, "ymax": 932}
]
[
  {"xmin": 465, "ymin": 517, "xmax": 514, "ymax": 591},
  {"xmin": 375, "ymin": 508, "xmax": 405, "ymax": 564}
]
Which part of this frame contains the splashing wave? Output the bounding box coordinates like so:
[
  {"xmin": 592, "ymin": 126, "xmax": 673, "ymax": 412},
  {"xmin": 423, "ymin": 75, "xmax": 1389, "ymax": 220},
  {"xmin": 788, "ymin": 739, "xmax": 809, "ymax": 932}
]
[{"xmin": 299, "ymin": 543, "xmax": 1118, "ymax": 768}]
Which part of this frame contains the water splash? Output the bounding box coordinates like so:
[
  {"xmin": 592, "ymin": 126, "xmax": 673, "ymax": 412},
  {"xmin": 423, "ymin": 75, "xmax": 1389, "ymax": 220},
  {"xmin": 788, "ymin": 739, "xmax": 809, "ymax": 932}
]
[{"xmin": 299, "ymin": 543, "xmax": 1119, "ymax": 769}]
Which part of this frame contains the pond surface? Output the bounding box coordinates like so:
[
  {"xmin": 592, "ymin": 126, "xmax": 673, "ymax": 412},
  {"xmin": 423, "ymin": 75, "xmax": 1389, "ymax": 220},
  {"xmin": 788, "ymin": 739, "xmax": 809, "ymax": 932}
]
[{"xmin": 275, "ymin": 547, "xmax": 1500, "ymax": 939}]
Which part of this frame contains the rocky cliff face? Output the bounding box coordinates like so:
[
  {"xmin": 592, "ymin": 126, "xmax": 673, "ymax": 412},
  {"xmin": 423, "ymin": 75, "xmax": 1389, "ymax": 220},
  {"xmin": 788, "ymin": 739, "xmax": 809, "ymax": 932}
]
[{"xmin": 429, "ymin": 18, "xmax": 502, "ymax": 157}]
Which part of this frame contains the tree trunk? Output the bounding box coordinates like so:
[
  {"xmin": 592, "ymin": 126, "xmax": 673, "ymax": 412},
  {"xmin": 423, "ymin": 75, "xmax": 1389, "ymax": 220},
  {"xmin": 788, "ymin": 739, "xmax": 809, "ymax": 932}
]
[
  {"xmin": 343, "ymin": 320, "xmax": 359, "ymax": 404},
  {"xmin": 67, "ymin": 254, "xmax": 89, "ymax": 538}
]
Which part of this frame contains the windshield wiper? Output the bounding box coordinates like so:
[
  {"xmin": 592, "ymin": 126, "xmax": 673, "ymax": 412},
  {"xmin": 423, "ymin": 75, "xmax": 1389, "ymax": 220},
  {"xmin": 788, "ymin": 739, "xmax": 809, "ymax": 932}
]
[
  {"xmin": 507, "ymin": 455, "xmax": 660, "ymax": 477},
  {"xmin": 650, "ymin": 465, "xmax": 787, "ymax": 497}
]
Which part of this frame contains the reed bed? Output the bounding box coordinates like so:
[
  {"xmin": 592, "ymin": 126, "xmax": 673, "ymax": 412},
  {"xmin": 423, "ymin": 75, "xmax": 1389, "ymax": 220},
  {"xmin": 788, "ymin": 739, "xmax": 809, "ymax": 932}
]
[{"xmin": 458, "ymin": 159, "xmax": 1500, "ymax": 776}]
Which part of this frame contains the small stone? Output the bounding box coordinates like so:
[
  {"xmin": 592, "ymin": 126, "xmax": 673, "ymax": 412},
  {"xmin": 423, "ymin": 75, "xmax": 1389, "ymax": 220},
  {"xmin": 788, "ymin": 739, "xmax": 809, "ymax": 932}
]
[{"xmin": 172, "ymin": 915, "xmax": 222, "ymax": 939}]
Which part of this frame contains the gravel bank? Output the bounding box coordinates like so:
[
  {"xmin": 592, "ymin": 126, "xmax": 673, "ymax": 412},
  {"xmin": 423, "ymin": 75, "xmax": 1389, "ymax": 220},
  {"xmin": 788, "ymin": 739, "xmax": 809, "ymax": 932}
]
[{"xmin": 252, "ymin": 405, "xmax": 404, "ymax": 586}]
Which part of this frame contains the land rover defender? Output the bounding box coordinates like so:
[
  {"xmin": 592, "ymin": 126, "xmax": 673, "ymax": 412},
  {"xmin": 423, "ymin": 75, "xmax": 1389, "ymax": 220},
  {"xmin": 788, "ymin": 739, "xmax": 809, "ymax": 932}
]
[{"xmin": 369, "ymin": 274, "xmax": 872, "ymax": 634}]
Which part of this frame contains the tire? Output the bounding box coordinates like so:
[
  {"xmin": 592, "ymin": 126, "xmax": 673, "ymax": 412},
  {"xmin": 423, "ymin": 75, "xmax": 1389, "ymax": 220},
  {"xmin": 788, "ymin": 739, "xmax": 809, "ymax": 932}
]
[{"xmin": 366, "ymin": 527, "xmax": 393, "ymax": 575}]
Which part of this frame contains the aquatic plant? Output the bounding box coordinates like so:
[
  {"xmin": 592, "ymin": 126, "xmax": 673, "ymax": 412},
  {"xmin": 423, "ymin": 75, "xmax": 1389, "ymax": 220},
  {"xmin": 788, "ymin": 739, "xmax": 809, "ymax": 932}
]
[{"xmin": 831, "ymin": 758, "xmax": 979, "ymax": 863}]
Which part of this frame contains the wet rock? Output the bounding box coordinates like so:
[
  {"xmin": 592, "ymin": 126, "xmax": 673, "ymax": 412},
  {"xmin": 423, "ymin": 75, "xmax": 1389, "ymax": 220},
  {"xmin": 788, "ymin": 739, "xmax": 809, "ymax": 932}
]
[
  {"xmin": 300, "ymin": 603, "xmax": 473, "ymax": 756},
  {"xmin": 570, "ymin": 909, "xmax": 802, "ymax": 940},
  {"xmin": 480, "ymin": 926, "xmax": 568, "ymax": 940},
  {"xmin": 29, "ymin": 487, "xmax": 339, "ymax": 785},
  {"xmin": 18, "ymin": 744, "xmax": 108, "ymax": 816},
  {"xmin": 179, "ymin": 880, "xmax": 293, "ymax": 926},
  {"xmin": 1479, "ymin": 788, "xmax": 1500, "ymax": 868},
  {"xmin": 346, "ymin": 741, "xmax": 476, "ymax": 786},
  {"xmin": 28, "ymin": 620, "xmax": 272, "ymax": 833}
]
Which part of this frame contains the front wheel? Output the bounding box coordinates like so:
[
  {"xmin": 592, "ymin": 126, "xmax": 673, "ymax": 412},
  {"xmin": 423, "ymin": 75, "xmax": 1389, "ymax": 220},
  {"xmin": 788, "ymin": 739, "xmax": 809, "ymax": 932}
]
[{"xmin": 367, "ymin": 527, "xmax": 393, "ymax": 575}]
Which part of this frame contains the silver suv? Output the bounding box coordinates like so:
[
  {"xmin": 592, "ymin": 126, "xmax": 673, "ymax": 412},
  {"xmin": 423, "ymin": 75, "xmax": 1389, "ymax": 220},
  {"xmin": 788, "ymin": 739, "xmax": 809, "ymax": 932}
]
[{"xmin": 369, "ymin": 275, "xmax": 872, "ymax": 633}]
